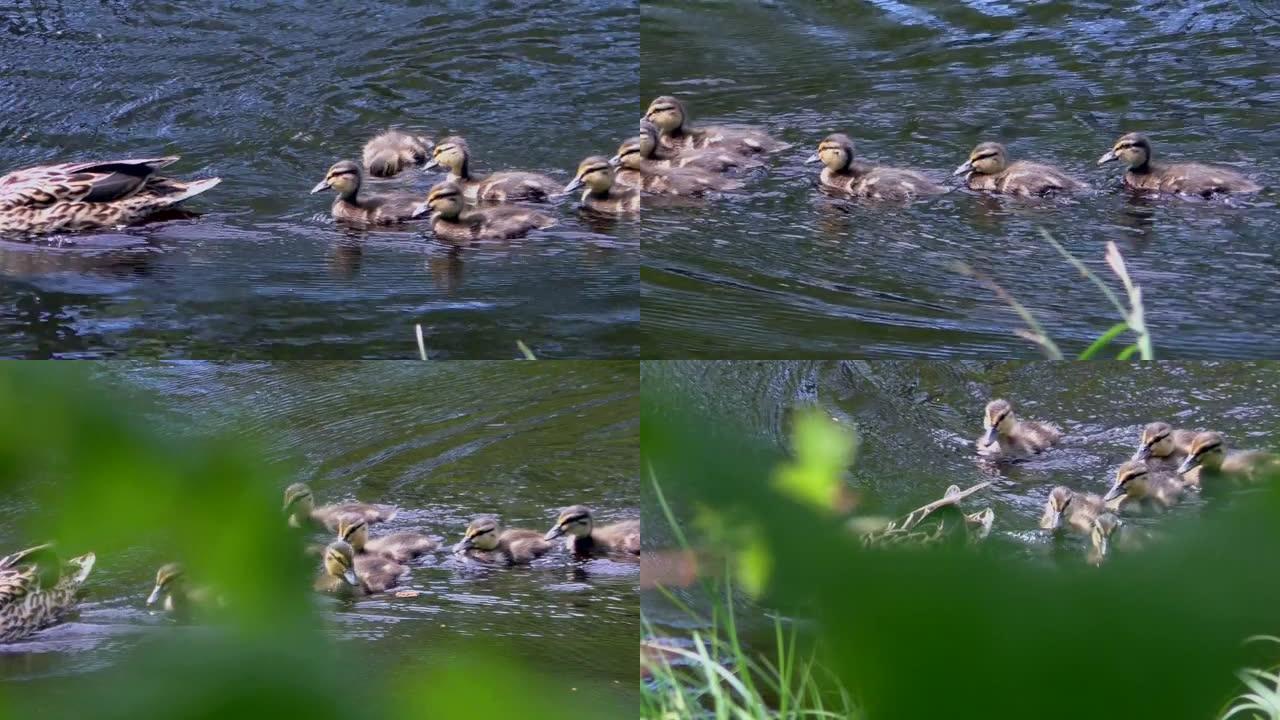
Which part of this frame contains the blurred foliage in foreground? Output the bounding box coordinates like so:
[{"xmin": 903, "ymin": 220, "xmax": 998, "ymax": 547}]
[
  {"xmin": 0, "ymin": 364, "xmax": 626, "ymax": 720},
  {"xmin": 642, "ymin": 386, "xmax": 1280, "ymax": 719}
]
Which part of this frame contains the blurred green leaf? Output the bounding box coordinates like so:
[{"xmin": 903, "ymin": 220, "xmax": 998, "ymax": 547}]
[{"xmin": 771, "ymin": 409, "xmax": 857, "ymax": 513}]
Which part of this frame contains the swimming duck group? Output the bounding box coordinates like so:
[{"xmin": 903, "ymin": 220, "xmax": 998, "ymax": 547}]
[
  {"xmin": 0, "ymin": 482, "xmax": 639, "ymax": 641},
  {"xmin": 977, "ymin": 399, "xmax": 1277, "ymax": 564}
]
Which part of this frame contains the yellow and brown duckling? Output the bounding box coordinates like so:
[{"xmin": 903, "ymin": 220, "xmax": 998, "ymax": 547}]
[
  {"xmin": 413, "ymin": 180, "xmax": 556, "ymax": 242},
  {"xmin": 1040, "ymin": 486, "xmax": 1109, "ymax": 535},
  {"xmin": 310, "ymin": 160, "xmax": 423, "ymax": 225},
  {"xmin": 337, "ymin": 517, "xmax": 437, "ymax": 565},
  {"xmin": 1098, "ymin": 133, "xmax": 1261, "ymax": 197},
  {"xmin": 362, "ymin": 129, "xmax": 433, "ymax": 178},
  {"xmin": 424, "ymin": 136, "xmax": 560, "ymax": 203},
  {"xmin": 954, "ymin": 142, "xmax": 1087, "ymax": 196},
  {"xmin": 146, "ymin": 563, "xmax": 220, "ymax": 620},
  {"xmin": 544, "ymin": 505, "xmax": 641, "ymax": 556},
  {"xmin": 644, "ymin": 95, "xmax": 787, "ymax": 156},
  {"xmin": 0, "ymin": 156, "xmax": 220, "ymax": 236},
  {"xmin": 1132, "ymin": 421, "xmax": 1198, "ymax": 471},
  {"xmin": 1, "ymin": 543, "xmax": 95, "ymax": 643},
  {"xmin": 283, "ymin": 482, "xmax": 397, "ymax": 533},
  {"xmin": 611, "ymin": 137, "xmax": 743, "ymax": 195},
  {"xmin": 1103, "ymin": 460, "xmax": 1184, "ymax": 511},
  {"xmin": 1087, "ymin": 513, "xmax": 1122, "ymax": 566},
  {"xmin": 977, "ymin": 399, "xmax": 1062, "ymax": 458},
  {"xmin": 565, "ymin": 156, "xmax": 640, "ymax": 214},
  {"xmin": 624, "ymin": 120, "xmax": 763, "ymax": 174},
  {"xmin": 314, "ymin": 540, "xmax": 405, "ymax": 595},
  {"xmin": 1176, "ymin": 431, "xmax": 1278, "ymax": 488},
  {"xmin": 452, "ymin": 516, "xmax": 552, "ymax": 565},
  {"xmin": 808, "ymin": 133, "xmax": 947, "ymax": 201}
]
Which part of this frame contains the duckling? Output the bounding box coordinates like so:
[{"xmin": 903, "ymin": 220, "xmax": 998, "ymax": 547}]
[
  {"xmin": 1087, "ymin": 513, "xmax": 1122, "ymax": 566},
  {"xmin": 337, "ymin": 517, "xmax": 437, "ymax": 564},
  {"xmin": 565, "ymin": 157, "xmax": 640, "ymax": 214},
  {"xmin": 1176, "ymin": 431, "xmax": 1278, "ymax": 488},
  {"xmin": 1132, "ymin": 421, "xmax": 1198, "ymax": 470},
  {"xmin": 413, "ymin": 180, "xmax": 556, "ymax": 242},
  {"xmin": 451, "ymin": 517, "xmax": 552, "ymax": 565},
  {"xmin": 1039, "ymin": 486, "xmax": 1108, "ymax": 535},
  {"xmin": 953, "ymin": 142, "xmax": 1086, "ymax": 196},
  {"xmin": 145, "ymin": 563, "xmax": 220, "ymax": 620},
  {"xmin": 423, "ymin": 137, "xmax": 560, "ymax": 202},
  {"xmin": 611, "ymin": 137, "xmax": 743, "ymax": 195},
  {"xmin": 808, "ymin": 133, "xmax": 947, "ymax": 201},
  {"xmin": 362, "ymin": 129, "xmax": 433, "ymax": 178},
  {"xmin": 0, "ymin": 156, "xmax": 220, "ymax": 236},
  {"xmin": 310, "ymin": 161, "xmax": 422, "ymax": 224},
  {"xmin": 1098, "ymin": 133, "xmax": 1261, "ymax": 197},
  {"xmin": 545, "ymin": 505, "xmax": 641, "ymax": 556},
  {"xmin": 0, "ymin": 543, "xmax": 95, "ymax": 643},
  {"xmin": 643, "ymin": 96, "xmax": 786, "ymax": 156},
  {"xmin": 1103, "ymin": 461, "xmax": 1184, "ymax": 511},
  {"xmin": 622, "ymin": 120, "xmax": 763, "ymax": 174},
  {"xmin": 314, "ymin": 540, "xmax": 404, "ymax": 595},
  {"xmin": 977, "ymin": 399, "xmax": 1062, "ymax": 458},
  {"xmin": 282, "ymin": 482, "xmax": 397, "ymax": 533}
]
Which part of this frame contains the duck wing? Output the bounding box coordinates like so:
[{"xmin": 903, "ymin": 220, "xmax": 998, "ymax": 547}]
[{"xmin": 0, "ymin": 157, "xmax": 180, "ymax": 207}]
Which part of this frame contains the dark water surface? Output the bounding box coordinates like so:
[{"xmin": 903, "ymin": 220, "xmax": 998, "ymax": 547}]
[
  {"xmin": 641, "ymin": 1, "xmax": 1280, "ymax": 358},
  {"xmin": 642, "ymin": 360, "xmax": 1280, "ymax": 628},
  {"xmin": 0, "ymin": 361, "xmax": 639, "ymax": 709},
  {"xmin": 0, "ymin": 1, "xmax": 639, "ymax": 359}
]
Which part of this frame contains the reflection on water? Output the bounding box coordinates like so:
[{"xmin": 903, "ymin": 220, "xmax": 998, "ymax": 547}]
[
  {"xmin": 0, "ymin": 361, "xmax": 639, "ymax": 708},
  {"xmin": 641, "ymin": 0, "xmax": 1280, "ymax": 358},
  {"xmin": 0, "ymin": 1, "xmax": 639, "ymax": 359}
]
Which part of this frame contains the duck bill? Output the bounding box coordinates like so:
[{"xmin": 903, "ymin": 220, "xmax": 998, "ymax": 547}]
[
  {"xmin": 1133, "ymin": 445, "xmax": 1152, "ymax": 462},
  {"xmin": 1102, "ymin": 483, "xmax": 1124, "ymax": 502},
  {"xmin": 1047, "ymin": 510, "xmax": 1063, "ymax": 531},
  {"xmin": 805, "ymin": 153, "xmax": 821, "ymax": 165},
  {"xmin": 423, "ymin": 158, "xmax": 440, "ymax": 171},
  {"xmin": 608, "ymin": 154, "xmax": 622, "ymax": 167},
  {"xmin": 146, "ymin": 584, "xmax": 164, "ymax": 607},
  {"xmin": 563, "ymin": 178, "xmax": 584, "ymax": 194},
  {"xmin": 544, "ymin": 524, "xmax": 566, "ymax": 541},
  {"xmin": 451, "ymin": 538, "xmax": 472, "ymax": 554},
  {"xmin": 980, "ymin": 426, "xmax": 998, "ymax": 447},
  {"xmin": 952, "ymin": 160, "xmax": 973, "ymax": 177},
  {"xmin": 1097, "ymin": 149, "xmax": 1118, "ymax": 166},
  {"xmin": 310, "ymin": 179, "xmax": 331, "ymax": 194},
  {"xmin": 343, "ymin": 569, "xmax": 358, "ymax": 586},
  {"xmin": 411, "ymin": 203, "xmax": 430, "ymax": 219},
  {"xmin": 1176, "ymin": 456, "xmax": 1198, "ymax": 475},
  {"xmin": 1096, "ymin": 537, "xmax": 1109, "ymax": 558}
]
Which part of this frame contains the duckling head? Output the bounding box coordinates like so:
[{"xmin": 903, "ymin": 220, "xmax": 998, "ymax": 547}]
[
  {"xmin": 1133, "ymin": 422, "xmax": 1174, "ymax": 462},
  {"xmin": 1103, "ymin": 461, "xmax": 1149, "ymax": 502},
  {"xmin": 644, "ymin": 96, "xmax": 687, "ymax": 134},
  {"xmin": 1177, "ymin": 431, "xmax": 1225, "ymax": 475},
  {"xmin": 639, "ymin": 119, "xmax": 661, "ymax": 158},
  {"xmin": 416, "ymin": 180, "xmax": 465, "ymax": 221},
  {"xmin": 424, "ymin": 136, "xmax": 471, "ymax": 177},
  {"xmin": 311, "ymin": 161, "xmax": 363, "ymax": 199},
  {"xmin": 954, "ymin": 142, "xmax": 1008, "ymax": 178},
  {"xmin": 147, "ymin": 562, "xmax": 185, "ymax": 607},
  {"xmin": 545, "ymin": 505, "xmax": 594, "ymax": 540},
  {"xmin": 611, "ymin": 137, "xmax": 644, "ymax": 169},
  {"xmin": 1098, "ymin": 133, "xmax": 1151, "ymax": 169},
  {"xmin": 1089, "ymin": 513, "xmax": 1122, "ymax": 564},
  {"xmin": 1041, "ymin": 486, "xmax": 1075, "ymax": 531},
  {"xmin": 323, "ymin": 541, "xmax": 359, "ymax": 586},
  {"xmin": 807, "ymin": 133, "xmax": 855, "ymax": 172},
  {"xmin": 564, "ymin": 156, "xmax": 615, "ymax": 197},
  {"xmin": 338, "ymin": 518, "xmax": 370, "ymax": 553},
  {"xmin": 981, "ymin": 399, "xmax": 1015, "ymax": 446},
  {"xmin": 453, "ymin": 517, "xmax": 501, "ymax": 553},
  {"xmin": 282, "ymin": 482, "xmax": 315, "ymax": 526}
]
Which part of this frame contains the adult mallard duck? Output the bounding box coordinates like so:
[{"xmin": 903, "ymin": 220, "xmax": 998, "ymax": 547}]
[
  {"xmin": 337, "ymin": 517, "xmax": 437, "ymax": 564},
  {"xmin": 565, "ymin": 156, "xmax": 640, "ymax": 214},
  {"xmin": 977, "ymin": 399, "xmax": 1062, "ymax": 458},
  {"xmin": 1103, "ymin": 460, "xmax": 1184, "ymax": 511},
  {"xmin": 954, "ymin": 142, "xmax": 1086, "ymax": 196},
  {"xmin": 0, "ymin": 543, "xmax": 95, "ymax": 643},
  {"xmin": 1098, "ymin": 132, "xmax": 1261, "ymax": 196},
  {"xmin": 424, "ymin": 136, "xmax": 560, "ymax": 203},
  {"xmin": 1177, "ymin": 431, "xmax": 1279, "ymax": 488},
  {"xmin": 314, "ymin": 540, "xmax": 404, "ymax": 595},
  {"xmin": 1132, "ymin": 421, "xmax": 1198, "ymax": 471},
  {"xmin": 452, "ymin": 516, "xmax": 552, "ymax": 565},
  {"xmin": 808, "ymin": 133, "xmax": 947, "ymax": 201},
  {"xmin": 611, "ymin": 137, "xmax": 743, "ymax": 195},
  {"xmin": 643, "ymin": 96, "xmax": 787, "ymax": 155},
  {"xmin": 545, "ymin": 505, "xmax": 641, "ymax": 556},
  {"xmin": 310, "ymin": 160, "xmax": 423, "ymax": 224},
  {"xmin": 413, "ymin": 180, "xmax": 556, "ymax": 242},
  {"xmin": 855, "ymin": 483, "xmax": 994, "ymax": 548},
  {"xmin": 362, "ymin": 129, "xmax": 433, "ymax": 178},
  {"xmin": 282, "ymin": 482, "xmax": 397, "ymax": 533},
  {"xmin": 0, "ymin": 156, "xmax": 220, "ymax": 236}
]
